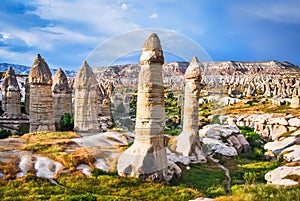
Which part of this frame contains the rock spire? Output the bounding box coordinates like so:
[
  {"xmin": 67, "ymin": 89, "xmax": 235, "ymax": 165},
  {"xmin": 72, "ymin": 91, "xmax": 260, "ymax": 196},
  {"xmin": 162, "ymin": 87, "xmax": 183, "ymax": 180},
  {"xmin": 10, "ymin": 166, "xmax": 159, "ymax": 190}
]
[
  {"xmin": 117, "ymin": 33, "xmax": 168, "ymax": 181},
  {"xmin": 28, "ymin": 54, "xmax": 55, "ymax": 132},
  {"xmin": 73, "ymin": 61, "xmax": 100, "ymax": 135},
  {"xmin": 1, "ymin": 66, "xmax": 21, "ymax": 117},
  {"xmin": 176, "ymin": 56, "xmax": 206, "ymax": 163},
  {"xmin": 52, "ymin": 68, "xmax": 72, "ymax": 130}
]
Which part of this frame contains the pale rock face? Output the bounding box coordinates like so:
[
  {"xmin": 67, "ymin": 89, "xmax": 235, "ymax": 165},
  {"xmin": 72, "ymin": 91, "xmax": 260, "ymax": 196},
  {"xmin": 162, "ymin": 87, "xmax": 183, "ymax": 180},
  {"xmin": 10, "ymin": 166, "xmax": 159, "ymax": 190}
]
[
  {"xmin": 34, "ymin": 155, "xmax": 63, "ymax": 179},
  {"xmin": 288, "ymin": 118, "xmax": 300, "ymax": 127},
  {"xmin": 176, "ymin": 56, "xmax": 206, "ymax": 163},
  {"xmin": 1, "ymin": 66, "xmax": 21, "ymax": 117},
  {"xmin": 74, "ymin": 61, "xmax": 100, "ymax": 135},
  {"xmin": 265, "ymin": 166, "xmax": 300, "ymax": 186},
  {"xmin": 28, "ymin": 54, "xmax": 55, "ymax": 132},
  {"xmin": 52, "ymin": 68, "xmax": 72, "ymax": 130},
  {"xmin": 117, "ymin": 33, "xmax": 169, "ymax": 182}
]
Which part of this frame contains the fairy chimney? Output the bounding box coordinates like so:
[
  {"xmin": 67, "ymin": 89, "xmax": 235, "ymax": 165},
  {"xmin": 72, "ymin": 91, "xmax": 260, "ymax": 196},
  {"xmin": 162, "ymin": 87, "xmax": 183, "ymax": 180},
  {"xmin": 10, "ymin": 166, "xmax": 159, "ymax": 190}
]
[
  {"xmin": 1, "ymin": 66, "xmax": 21, "ymax": 117},
  {"xmin": 176, "ymin": 56, "xmax": 206, "ymax": 163},
  {"xmin": 28, "ymin": 54, "xmax": 56, "ymax": 132},
  {"xmin": 52, "ymin": 68, "xmax": 72, "ymax": 130},
  {"xmin": 117, "ymin": 33, "xmax": 168, "ymax": 181},
  {"xmin": 73, "ymin": 61, "xmax": 100, "ymax": 135}
]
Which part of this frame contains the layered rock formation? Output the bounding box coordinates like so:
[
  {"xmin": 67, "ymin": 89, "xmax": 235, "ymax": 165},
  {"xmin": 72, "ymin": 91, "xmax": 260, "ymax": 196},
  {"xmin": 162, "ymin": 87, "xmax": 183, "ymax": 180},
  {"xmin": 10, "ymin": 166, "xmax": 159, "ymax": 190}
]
[
  {"xmin": 74, "ymin": 61, "xmax": 100, "ymax": 135},
  {"xmin": 117, "ymin": 33, "xmax": 169, "ymax": 181},
  {"xmin": 176, "ymin": 57, "xmax": 206, "ymax": 163},
  {"xmin": 52, "ymin": 68, "xmax": 72, "ymax": 130},
  {"xmin": 24, "ymin": 78, "xmax": 30, "ymax": 115},
  {"xmin": 28, "ymin": 54, "xmax": 55, "ymax": 132},
  {"xmin": 1, "ymin": 66, "xmax": 21, "ymax": 117}
]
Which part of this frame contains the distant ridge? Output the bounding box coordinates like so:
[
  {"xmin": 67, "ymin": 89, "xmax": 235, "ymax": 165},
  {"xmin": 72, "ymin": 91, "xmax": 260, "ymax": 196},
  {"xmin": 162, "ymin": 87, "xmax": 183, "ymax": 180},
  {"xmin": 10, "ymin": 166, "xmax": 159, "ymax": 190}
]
[{"xmin": 0, "ymin": 63, "xmax": 77, "ymax": 77}]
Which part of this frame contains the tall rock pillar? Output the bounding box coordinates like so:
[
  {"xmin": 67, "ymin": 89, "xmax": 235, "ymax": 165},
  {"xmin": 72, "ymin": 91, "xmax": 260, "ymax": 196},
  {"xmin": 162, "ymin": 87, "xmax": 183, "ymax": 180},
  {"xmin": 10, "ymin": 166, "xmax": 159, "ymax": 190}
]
[
  {"xmin": 1, "ymin": 66, "xmax": 21, "ymax": 117},
  {"xmin": 28, "ymin": 54, "xmax": 56, "ymax": 132},
  {"xmin": 52, "ymin": 68, "xmax": 73, "ymax": 130},
  {"xmin": 73, "ymin": 61, "xmax": 100, "ymax": 135},
  {"xmin": 117, "ymin": 33, "xmax": 168, "ymax": 181},
  {"xmin": 176, "ymin": 57, "xmax": 206, "ymax": 163}
]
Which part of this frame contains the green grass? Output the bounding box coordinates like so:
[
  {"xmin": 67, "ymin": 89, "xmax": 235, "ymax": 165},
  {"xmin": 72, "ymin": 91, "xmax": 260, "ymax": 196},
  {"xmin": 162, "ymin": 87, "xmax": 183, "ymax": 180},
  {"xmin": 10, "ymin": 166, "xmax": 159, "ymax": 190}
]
[
  {"xmin": 170, "ymin": 163, "xmax": 227, "ymax": 198},
  {"xmin": 0, "ymin": 174, "xmax": 201, "ymax": 201},
  {"xmin": 215, "ymin": 184, "xmax": 300, "ymax": 201}
]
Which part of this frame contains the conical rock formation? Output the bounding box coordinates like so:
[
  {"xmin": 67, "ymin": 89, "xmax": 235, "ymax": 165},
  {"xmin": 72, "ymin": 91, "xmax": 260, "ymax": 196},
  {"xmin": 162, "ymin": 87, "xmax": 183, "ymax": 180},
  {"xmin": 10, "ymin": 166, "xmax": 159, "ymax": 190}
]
[
  {"xmin": 28, "ymin": 54, "xmax": 55, "ymax": 132},
  {"xmin": 117, "ymin": 33, "xmax": 169, "ymax": 181},
  {"xmin": 52, "ymin": 68, "xmax": 72, "ymax": 130},
  {"xmin": 176, "ymin": 57, "xmax": 206, "ymax": 163},
  {"xmin": 1, "ymin": 66, "xmax": 21, "ymax": 117},
  {"xmin": 74, "ymin": 61, "xmax": 100, "ymax": 135}
]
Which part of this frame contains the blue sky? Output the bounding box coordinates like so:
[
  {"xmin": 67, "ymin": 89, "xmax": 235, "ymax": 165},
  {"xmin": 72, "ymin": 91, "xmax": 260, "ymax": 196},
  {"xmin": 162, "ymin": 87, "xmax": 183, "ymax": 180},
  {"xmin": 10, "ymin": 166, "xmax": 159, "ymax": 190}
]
[{"xmin": 0, "ymin": 0, "xmax": 299, "ymax": 70}]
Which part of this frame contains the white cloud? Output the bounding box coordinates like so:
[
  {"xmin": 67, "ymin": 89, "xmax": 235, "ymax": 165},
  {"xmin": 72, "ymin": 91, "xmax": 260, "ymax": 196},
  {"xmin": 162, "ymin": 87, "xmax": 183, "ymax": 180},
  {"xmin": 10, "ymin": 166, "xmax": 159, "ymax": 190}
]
[
  {"xmin": 149, "ymin": 13, "xmax": 158, "ymax": 19},
  {"xmin": 121, "ymin": 3, "xmax": 129, "ymax": 10},
  {"xmin": 29, "ymin": 0, "xmax": 139, "ymax": 35},
  {"xmin": 234, "ymin": 1, "xmax": 300, "ymax": 24},
  {"xmin": 0, "ymin": 32, "xmax": 12, "ymax": 41},
  {"xmin": 0, "ymin": 48, "xmax": 35, "ymax": 65}
]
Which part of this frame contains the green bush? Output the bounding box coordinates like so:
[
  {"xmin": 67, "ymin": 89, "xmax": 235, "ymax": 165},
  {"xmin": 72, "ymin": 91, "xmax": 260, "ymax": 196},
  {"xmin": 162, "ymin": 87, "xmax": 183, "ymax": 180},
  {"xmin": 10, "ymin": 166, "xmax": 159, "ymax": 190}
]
[
  {"xmin": 238, "ymin": 126, "xmax": 265, "ymax": 159},
  {"xmin": 16, "ymin": 123, "xmax": 29, "ymax": 136},
  {"xmin": 60, "ymin": 113, "xmax": 74, "ymax": 131},
  {"xmin": 0, "ymin": 129, "xmax": 11, "ymax": 139},
  {"xmin": 211, "ymin": 115, "xmax": 221, "ymax": 124}
]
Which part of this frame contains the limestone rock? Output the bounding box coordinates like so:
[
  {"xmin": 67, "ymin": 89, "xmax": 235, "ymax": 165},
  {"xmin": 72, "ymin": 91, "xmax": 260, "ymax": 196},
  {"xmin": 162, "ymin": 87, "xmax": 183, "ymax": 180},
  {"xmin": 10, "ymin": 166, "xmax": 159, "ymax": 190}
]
[
  {"xmin": 29, "ymin": 54, "xmax": 53, "ymax": 85},
  {"xmin": 1, "ymin": 66, "xmax": 21, "ymax": 117},
  {"xmin": 74, "ymin": 61, "xmax": 100, "ymax": 135},
  {"xmin": 288, "ymin": 118, "xmax": 300, "ymax": 127},
  {"xmin": 118, "ymin": 33, "xmax": 169, "ymax": 182},
  {"xmin": 28, "ymin": 54, "xmax": 55, "ymax": 132},
  {"xmin": 176, "ymin": 56, "xmax": 206, "ymax": 163},
  {"xmin": 52, "ymin": 68, "xmax": 72, "ymax": 130},
  {"xmin": 265, "ymin": 165, "xmax": 300, "ymax": 186}
]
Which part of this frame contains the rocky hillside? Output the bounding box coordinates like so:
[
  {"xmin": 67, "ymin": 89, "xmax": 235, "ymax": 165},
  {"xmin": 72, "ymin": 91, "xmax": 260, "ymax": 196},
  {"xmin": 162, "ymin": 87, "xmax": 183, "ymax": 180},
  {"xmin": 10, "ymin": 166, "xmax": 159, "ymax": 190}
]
[
  {"xmin": 0, "ymin": 63, "xmax": 77, "ymax": 77},
  {"xmin": 94, "ymin": 60, "xmax": 300, "ymax": 90}
]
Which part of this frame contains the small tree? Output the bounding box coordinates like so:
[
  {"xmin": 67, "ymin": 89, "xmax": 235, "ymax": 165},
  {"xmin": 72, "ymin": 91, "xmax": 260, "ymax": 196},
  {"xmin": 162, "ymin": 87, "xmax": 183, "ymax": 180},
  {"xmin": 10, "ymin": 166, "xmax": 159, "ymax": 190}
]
[
  {"xmin": 0, "ymin": 129, "xmax": 11, "ymax": 139},
  {"xmin": 60, "ymin": 113, "xmax": 74, "ymax": 131}
]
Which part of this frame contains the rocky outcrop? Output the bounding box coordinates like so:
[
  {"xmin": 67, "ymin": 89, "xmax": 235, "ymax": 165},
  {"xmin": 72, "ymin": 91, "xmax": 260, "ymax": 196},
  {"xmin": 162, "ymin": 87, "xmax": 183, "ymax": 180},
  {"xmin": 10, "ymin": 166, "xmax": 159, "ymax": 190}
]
[
  {"xmin": 28, "ymin": 54, "xmax": 55, "ymax": 132},
  {"xmin": 176, "ymin": 56, "xmax": 206, "ymax": 163},
  {"xmin": 199, "ymin": 124, "xmax": 250, "ymax": 157},
  {"xmin": 233, "ymin": 114, "xmax": 300, "ymax": 140},
  {"xmin": 1, "ymin": 66, "xmax": 21, "ymax": 117},
  {"xmin": 117, "ymin": 33, "xmax": 169, "ymax": 182},
  {"xmin": 73, "ymin": 61, "xmax": 100, "ymax": 135},
  {"xmin": 52, "ymin": 68, "xmax": 72, "ymax": 130},
  {"xmin": 265, "ymin": 165, "xmax": 300, "ymax": 186}
]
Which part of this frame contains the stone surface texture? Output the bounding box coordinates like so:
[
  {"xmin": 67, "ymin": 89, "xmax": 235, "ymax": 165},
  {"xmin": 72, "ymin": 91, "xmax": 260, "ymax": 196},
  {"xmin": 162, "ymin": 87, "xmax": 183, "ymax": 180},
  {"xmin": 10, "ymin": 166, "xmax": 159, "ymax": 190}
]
[
  {"xmin": 176, "ymin": 56, "xmax": 206, "ymax": 163},
  {"xmin": 28, "ymin": 54, "xmax": 55, "ymax": 132},
  {"xmin": 1, "ymin": 66, "xmax": 21, "ymax": 117},
  {"xmin": 74, "ymin": 61, "xmax": 100, "ymax": 134},
  {"xmin": 117, "ymin": 33, "xmax": 169, "ymax": 182},
  {"xmin": 52, "ymin": 68, "xmax": 72, "ymax": 130}
]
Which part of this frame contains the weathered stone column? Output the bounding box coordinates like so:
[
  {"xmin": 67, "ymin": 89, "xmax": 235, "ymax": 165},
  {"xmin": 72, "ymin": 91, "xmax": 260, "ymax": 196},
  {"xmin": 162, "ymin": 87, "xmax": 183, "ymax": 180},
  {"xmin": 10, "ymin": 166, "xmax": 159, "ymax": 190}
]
[
  {"xmin": 24, "ymin": 78, "xmax": 30, "ymax": 115},
  {"xmin": 117, "ymin": 33, "xmax": 168, "ymax": 181},
  {"xmin": 1, "ymin": 66, "xmax": 21, "ymax": 117},
  {"xmin": 52, "ymin": 68, "xmax": 72, "ymax": 130},
  {"xmin": 73, "ymin": 61, "xmax": 100, "ymax": 135},
  {"xmin": 29, "ymin": 54, "xmax": 56, "ymax": 132},
  {"xmin": 290, "ymin": 84, "xmax": 300, "ymax": 109},
  {"xmin": 176, "ymin": 56, "xmax": 206, "ymax": 163}
]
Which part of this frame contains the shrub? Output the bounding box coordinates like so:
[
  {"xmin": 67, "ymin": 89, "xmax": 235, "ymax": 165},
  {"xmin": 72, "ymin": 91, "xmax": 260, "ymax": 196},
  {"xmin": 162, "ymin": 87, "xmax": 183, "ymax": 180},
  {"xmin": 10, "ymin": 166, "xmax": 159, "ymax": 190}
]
[
  {"xmin": 16, "ymin": 123, "xmax": 29, "ymax": 136},
  {"xmin": 60, "ymin": 113, "xmax": 74, "ymax": 131},
  {"xmin": 211, "ymin": 115, "xmax": 221, "ymax": 124},
  {"xmin": 0, "ymin": 129, "xmax": 11, "ymax": 139}
]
